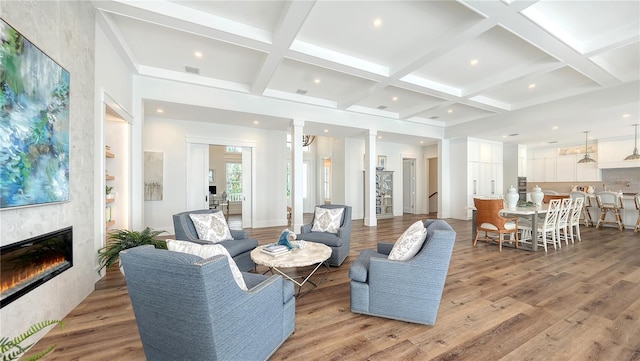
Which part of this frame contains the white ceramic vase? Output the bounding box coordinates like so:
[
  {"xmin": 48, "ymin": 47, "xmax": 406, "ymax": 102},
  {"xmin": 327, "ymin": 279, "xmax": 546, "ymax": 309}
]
[
  {"xmin": 531, "ymin": 185, "xmax": 544, "ymax": 205},
  {"xmin": 505, "ymin": 185, "xmax": 519, "ymax": 208}
]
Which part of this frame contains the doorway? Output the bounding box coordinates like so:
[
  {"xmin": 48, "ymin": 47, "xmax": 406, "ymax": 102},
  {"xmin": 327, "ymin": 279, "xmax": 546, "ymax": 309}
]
[{"xmin": 187, "ymin": 141, "xmax": 254, "ymax": 229}]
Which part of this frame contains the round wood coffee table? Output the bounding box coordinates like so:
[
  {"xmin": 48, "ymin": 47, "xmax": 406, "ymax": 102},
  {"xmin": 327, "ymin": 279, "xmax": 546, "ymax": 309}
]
[{"xmin": 251, "ymin": 242, "xmax": 331, "ymax": 296}]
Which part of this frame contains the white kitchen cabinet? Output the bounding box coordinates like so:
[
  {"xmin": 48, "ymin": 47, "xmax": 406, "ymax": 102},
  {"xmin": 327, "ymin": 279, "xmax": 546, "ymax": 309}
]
[
  {"xmin": 556, "ymin": 155, "xmax": 576, "ymax": 181},
  {"xmin": 528, "ymin": 147, "xmax": 601, "ymax": 182},
  {"xmin": 598, "ymin": 138, "xmax": 640, "ymax": 169},
  {"xmin": 469, "ymin": 162, "xmax": 502, "ymax": 197}
]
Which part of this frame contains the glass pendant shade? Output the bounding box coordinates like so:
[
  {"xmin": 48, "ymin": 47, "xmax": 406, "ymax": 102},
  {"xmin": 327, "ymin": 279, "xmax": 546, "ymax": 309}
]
[
  {"xmin": 624, "ymin": 124, "xmax": 640, "ymax": 161},
  {"xmin": 578, "ymin": 131, "xmax": 596, "ymax": 164}
]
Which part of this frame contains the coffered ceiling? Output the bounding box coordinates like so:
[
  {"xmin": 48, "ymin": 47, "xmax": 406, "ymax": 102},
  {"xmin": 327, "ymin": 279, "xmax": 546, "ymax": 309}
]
[{"xmin": 93, "ymin": 0, "xmax": 640, "ymax": 147}]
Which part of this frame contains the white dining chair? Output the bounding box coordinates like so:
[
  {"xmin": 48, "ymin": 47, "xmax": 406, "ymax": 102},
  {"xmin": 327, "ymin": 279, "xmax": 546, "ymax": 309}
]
[
  {"xmin": 569, "ymin": 196, "xmax": 584, "ymax": 243},
  {"xmin": 556, "ymin": 198, "xmax": 573, "ymax": 246},
  {"xmin": 518, "ymin": 199, "xmax": 561, "ymax": 252}
]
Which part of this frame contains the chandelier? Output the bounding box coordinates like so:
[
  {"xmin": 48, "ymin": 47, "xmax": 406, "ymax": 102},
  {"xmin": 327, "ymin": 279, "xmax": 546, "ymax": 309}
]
[{"xmin": 302, "ymin": 134, "xmax": 315, "ymax": 147}]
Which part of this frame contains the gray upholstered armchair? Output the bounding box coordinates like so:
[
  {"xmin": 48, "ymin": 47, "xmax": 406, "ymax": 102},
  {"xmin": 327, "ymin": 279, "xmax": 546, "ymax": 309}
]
[
  {"xmin": 349, "ymin": 219, "xmax": 456, "ymax": 325},
  {"xmin": 173, "ymin": 209, "xmax": 257, "ymax": 271},
  {"xmin": 297, "ymin": 204, "xmax": 352, "ymax": 267},
  {"xmin": 120, "ymin": 245, "xmax": 296, "ymax": 361}
]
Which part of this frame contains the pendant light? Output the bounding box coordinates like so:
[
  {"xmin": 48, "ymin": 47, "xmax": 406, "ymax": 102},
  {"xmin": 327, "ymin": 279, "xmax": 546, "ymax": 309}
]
[
  {"xmin": 577, "ymin": 131, "xmax": 596, "ymax": 164},
  {"xmin": 624, "ymin": 124, "xmax": 640, "ymax": 160}
]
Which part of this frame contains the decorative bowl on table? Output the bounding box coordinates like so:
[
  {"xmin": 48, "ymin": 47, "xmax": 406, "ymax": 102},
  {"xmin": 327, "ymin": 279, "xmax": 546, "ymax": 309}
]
[{"xmin": 375, "ymin": 166, "xmax": 384, "ymax": 171}]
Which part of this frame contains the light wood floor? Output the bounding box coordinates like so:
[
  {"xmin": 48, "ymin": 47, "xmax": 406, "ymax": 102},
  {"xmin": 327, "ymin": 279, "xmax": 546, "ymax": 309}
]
[{"xmin": 26, "ymin": 215, "xmax": 640, "ymax": 360}]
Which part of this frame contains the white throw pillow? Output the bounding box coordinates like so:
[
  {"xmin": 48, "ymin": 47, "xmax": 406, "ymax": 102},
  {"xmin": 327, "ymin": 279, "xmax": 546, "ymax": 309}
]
[
  {"xmin": 388, "ymin": 220, "xmax": 428, "ymax": 261},
  {"xmin": 311, "ymin": 207, "xmax": 344, "ymax": 233},
  {"xmin": 166, "ymin": 239, "xmax": 247, "ymax": 291},
  {"xmin": 189, "ymin": 212, "xmax": 234, "ymax": 243}
]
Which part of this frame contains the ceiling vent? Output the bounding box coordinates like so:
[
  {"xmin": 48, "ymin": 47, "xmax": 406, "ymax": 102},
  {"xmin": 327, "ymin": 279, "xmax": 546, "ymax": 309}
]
[
  {"xmin": 296, "ymin": 89, "xmax": 308, "ymax": 95},
  {"xmin": 548, "ymin": 141, "xmax": 558, "ymax": 144},
  {"xmin": 377, "ymin": 105, "xmax": 387, "ymax": 110},
  {"xmin": 185, "ymin": 65, "xmax": 200, "ymax": 74},
  {"xmin": 429, "ymin": 116, "xmax": 439, "ymax": 120},
  {"xmin": 509, "ymin": 133, "xmax": 520, "ymax": 137}
]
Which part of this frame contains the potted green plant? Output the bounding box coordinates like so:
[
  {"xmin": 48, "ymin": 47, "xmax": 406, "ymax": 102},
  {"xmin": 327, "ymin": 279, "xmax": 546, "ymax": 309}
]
[
  {"xmin": 105, "ymin": 185, "xmax": 114, "ymax": 200},
  {"xmin": 1, "ymin": 320, "xmax": 63, "ymax": 361},
  {"xmin": 97, "ymin": 227, "xmax": 166, "ymax": 274}
]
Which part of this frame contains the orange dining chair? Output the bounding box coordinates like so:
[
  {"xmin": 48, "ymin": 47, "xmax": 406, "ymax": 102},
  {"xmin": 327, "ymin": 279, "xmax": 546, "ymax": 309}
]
[{"xmin": 473, "ymin": 198, "xmax": 518, "ymax": 252}]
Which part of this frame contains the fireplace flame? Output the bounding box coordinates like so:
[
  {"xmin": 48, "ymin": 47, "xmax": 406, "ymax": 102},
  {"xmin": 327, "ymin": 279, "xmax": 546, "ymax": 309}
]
[{"xmin": 0, "ymin": 256, "xmax": 66, "ymax": 294}]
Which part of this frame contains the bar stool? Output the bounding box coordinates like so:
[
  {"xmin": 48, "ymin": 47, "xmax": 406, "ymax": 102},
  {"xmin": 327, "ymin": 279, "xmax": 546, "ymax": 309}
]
[
  {"xmin": 634, "ymin": 193, "xmax": 640, "ymax": 233},
  {"xmin": 570, "ymin": 191, "xmax": 594, "ymax": 227},
  {"xmin": 595, "ymin": 191, "xmax": 625, "ymax": 231}
]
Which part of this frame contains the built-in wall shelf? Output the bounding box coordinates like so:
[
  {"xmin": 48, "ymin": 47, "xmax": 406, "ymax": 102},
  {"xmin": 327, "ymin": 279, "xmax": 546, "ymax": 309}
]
[
  {"xmin": 106, "ymin": 198, "xmax": 115, "ymax": 204},
  {"xmin": 105, "ymin": 220, "xmax": 115, "ymax": 227},
  {"xmin": 105, "ymin": 175, "xmax": 115, "ymax": 181},
  {"xmin": 105, "ymin": 150, "xmax": 115, "ymax": 158}
]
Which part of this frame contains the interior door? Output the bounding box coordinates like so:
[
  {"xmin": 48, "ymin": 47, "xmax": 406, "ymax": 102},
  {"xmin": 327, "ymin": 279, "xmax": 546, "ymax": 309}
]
[
  {"xmin": 187, "ymin": 143, "xmax": 209, "ymax": 210},
  {"xmin": 402, "ymin": 159, "xmax": 415, "ymax": 213}
]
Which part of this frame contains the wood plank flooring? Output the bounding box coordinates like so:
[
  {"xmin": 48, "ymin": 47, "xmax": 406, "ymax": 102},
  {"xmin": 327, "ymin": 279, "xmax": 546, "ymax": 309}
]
[{"xmin": 25, "ymin": 216, "xmax": 640, "ymax": 360}]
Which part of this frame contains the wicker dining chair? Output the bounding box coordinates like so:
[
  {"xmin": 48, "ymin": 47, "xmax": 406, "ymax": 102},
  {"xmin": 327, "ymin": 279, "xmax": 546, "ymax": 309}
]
[{"xmin": 473, "ymin": 198, "xmax": 518, "ymax": 252}]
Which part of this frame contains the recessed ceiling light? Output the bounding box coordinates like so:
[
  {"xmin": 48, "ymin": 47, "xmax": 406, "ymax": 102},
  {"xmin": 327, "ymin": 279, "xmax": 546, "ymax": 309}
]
[
  {"xmin": 253, "ymin": 120, "xmax": 259, "ymax": 125},
  {"xmin": 377, "ymin": 135, "xmax": 382, "ymax": 139},
  {"xmin": 314, "ymin": 78, "xmax": 320, "ymax": 84},
  {"xmin": 528, "ymin": 83, "xmax": 536, "ymax": 89},
  {"xmin": 194, "ymin": 51, "xmax": 203, "ymax": 58},
  {"xmin": 470, "ymin": 59, "xmax": 479, "ymax": 66},
  {"xmin": 156, "ymin": 108, "xmax": 163, "ymax": 113},
  {"xmin": 623, "ymin": 113, "xmax": 631, "ymax": 118},
  {"xmin": 502, "ymin": 135, "xmax": 507, "ymax": 138},
  {"xmin": 372, "ymin": 18, "xmax": 382, "ymax": 27},
  {"xmin": 324, "ymin": 129, "xmax": 328, "ymax": 133},
  {"xmin": 552, "ymin": 126, "xmax": 558, "ymax": 130},
  {"xmin": 392, "ymin": 96, "xmax": 398, "ymax": 101},
  {"xmin": 420, "ymin": 141, "xmax": 424, "ymax": 144},
  {"xmin": 447, "ymin": 109, "xmax": 453, "ymax": 114}
]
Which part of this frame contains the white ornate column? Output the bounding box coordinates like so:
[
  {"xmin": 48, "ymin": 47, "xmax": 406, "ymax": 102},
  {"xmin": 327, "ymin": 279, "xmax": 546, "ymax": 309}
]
[
  {"xmin": 364, "ymin": 129, "xmax": 377, "ymax": 227},
  {"xmin": 291, "ymin": 119, "xmax": 305, "ymax": 230}
]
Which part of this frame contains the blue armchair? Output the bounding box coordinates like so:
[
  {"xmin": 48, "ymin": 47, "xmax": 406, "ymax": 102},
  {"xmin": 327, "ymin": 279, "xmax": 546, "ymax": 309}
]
[
  {"xmin": 173, "ymin": 209, "xmax": 258, "ymax": 271},
  {"xmin": 120, "ymin": 245, "xmax": 296, "ymax": 361},
  {"xmin": 297, "ymin": 204, "xmax": 352, "ymax": 266},
  {"xmin": 349, "ymin": 219, "xmax": 456, "ymax": 325}
]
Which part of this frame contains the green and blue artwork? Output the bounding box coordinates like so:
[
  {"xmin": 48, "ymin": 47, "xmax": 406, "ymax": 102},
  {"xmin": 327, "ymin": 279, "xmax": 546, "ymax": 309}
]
[{"xmin": 0, "ymin": 18, "xmax": 70, "ymax": 208}]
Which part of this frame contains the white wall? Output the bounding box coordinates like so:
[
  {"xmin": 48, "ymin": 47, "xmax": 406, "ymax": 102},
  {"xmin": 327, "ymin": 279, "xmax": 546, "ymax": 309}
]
[
  {"xmin": 143, "ymin": 117, "xmax": 290, "ymax": 231},
  {"xmin": 0, "ymin": 0, "xmax": 96, "ymax": 341}
]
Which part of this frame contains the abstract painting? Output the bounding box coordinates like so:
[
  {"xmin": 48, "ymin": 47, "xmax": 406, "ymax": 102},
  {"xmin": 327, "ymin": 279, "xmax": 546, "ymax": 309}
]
[
  {"xmin": 0, "ymin": 19, "xmax": 70, "ymax": 209},
  {"xmin": 144, "ymin": 151, "xmax": 163, "ymax": 201}
]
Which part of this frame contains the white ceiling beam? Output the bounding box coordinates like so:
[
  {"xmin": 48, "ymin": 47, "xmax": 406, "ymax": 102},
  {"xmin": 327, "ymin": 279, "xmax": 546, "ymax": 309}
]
[
  {"xmin": 463, "ymin": 0, "xmax": 622, "ymax": 87},
  {"xmin": 250, "ymin": 1, "xmax": 316, "ymax": 95},
  {"xmin": 94, "ymin": 0, "xmax": 273, "ymax": 53}
]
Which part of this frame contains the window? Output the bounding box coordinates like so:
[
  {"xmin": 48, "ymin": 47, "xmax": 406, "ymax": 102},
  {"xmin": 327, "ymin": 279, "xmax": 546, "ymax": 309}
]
[
  {"xmin": 225, "ymin": 162, "xmax": 242, "ymax": 201},
  {"xmin": 225, "ymin": 146, "xmax": 243, "ymax": 153}
]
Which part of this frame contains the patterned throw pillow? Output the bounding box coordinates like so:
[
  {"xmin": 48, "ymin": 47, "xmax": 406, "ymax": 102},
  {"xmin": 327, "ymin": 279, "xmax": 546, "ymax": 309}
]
[
  {"xmin": 388, "ymin": 220, "xmax": 428, "ymax": 261},
  {"xmin": 189, "ymin": 212, "xmax": 234, "ymax": 243},
  {"xmin": 166, "ymin": 239, "xmax": 247, "ymax": 291},
  {"xmin": 311, "ymin": 207, "xmax": 344, "ymax": 233}
]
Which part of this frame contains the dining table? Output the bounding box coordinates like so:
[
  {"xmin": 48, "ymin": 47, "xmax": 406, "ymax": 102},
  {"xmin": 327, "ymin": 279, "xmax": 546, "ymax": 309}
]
[{"xmin": 499, "ymin": 205, "xmax": 549, "ymax": 251}]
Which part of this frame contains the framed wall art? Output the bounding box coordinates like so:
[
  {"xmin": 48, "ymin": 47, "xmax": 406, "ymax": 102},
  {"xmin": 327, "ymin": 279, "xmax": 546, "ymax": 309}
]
[
  {"xmin": 0, "ymin": 19, "xmax": 70, "ymax": 209},
  {"xmin": 144, "ymin": 151, "xmax": 164, "ymax": 201}
]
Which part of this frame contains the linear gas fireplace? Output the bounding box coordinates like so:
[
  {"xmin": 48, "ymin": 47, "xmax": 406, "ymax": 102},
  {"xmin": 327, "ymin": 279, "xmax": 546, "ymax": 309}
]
[{"xmin": 1, "ymin": 226, "xmax": 73, "ymax": 308}]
